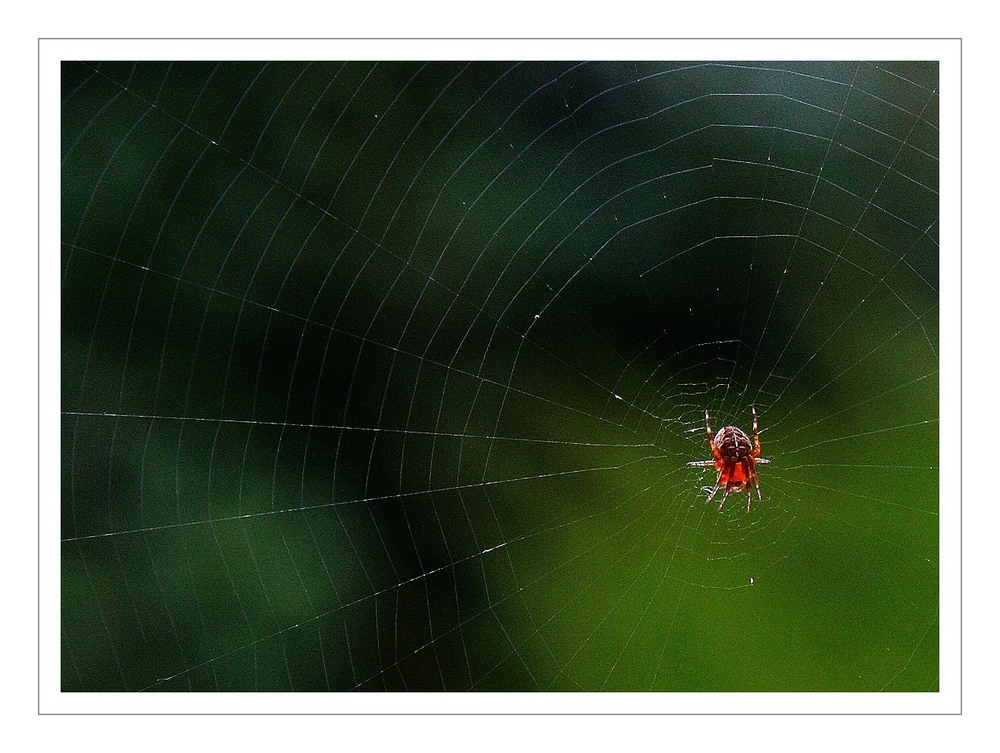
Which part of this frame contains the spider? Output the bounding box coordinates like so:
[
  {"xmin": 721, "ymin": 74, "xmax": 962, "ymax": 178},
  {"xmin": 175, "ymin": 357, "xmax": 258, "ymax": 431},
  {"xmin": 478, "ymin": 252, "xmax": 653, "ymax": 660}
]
[{"xmin": 687, "ymin": 407, "xmax": 770, "ymax": 512}]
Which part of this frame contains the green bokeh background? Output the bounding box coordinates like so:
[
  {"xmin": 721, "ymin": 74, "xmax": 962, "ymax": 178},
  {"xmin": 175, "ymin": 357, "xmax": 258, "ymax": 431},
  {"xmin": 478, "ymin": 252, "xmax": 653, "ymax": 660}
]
[{"xmin": 62, "ymin": 61, "xmax": 938, "ymax": 692}]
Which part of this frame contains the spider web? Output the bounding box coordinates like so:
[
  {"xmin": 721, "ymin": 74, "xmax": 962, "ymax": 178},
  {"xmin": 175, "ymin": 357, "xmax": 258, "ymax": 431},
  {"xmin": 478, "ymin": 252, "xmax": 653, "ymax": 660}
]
[{"xmin": 57, "ymin": 48, "xmax": 945, "ymax": 699}]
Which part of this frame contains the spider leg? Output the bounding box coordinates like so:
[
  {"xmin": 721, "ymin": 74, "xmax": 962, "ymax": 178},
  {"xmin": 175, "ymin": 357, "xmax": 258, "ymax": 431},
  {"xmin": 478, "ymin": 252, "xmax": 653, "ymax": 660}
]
[
  {"xmin": 711, "ymin": 468, "xmax": 732, "ymax": 510},
  {"xmin": 704, "ymin": 470, "xmax": 724, "ymax": 506},
  {"xmin": 745, "ymin": 460, "xmax": 762, "ymax": 512},
  {"xmin": 717, "ymin": 485, "xmax": 732, "ymax": 511}
]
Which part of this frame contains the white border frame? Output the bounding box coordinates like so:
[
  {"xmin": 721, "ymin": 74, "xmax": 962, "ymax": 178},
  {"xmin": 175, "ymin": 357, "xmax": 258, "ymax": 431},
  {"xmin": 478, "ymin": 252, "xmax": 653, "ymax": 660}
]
[{"xmin": 40, "ymin": 38, "xmax": 961, "ymax": 715}]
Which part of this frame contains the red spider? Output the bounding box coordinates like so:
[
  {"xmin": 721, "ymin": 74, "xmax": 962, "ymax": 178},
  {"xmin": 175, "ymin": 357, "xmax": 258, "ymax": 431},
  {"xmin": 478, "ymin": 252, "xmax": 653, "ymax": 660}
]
[{"xmin": 687, "ymin": 407, "xmax": 770, "ymax": 512}]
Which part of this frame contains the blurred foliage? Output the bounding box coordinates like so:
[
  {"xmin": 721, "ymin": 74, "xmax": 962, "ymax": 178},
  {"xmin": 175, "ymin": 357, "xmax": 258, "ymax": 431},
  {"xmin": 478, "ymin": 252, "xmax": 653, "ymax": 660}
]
[{"xmin": 62, "ymin": 61, "xmax": 938, "ymax": 692}]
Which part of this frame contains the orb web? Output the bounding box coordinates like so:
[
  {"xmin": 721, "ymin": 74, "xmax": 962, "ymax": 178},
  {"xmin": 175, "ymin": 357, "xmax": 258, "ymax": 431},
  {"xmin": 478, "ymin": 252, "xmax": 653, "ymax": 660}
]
[{"xmin": 61, "ymin": 58, "xmax": 939, "ymax": 693}]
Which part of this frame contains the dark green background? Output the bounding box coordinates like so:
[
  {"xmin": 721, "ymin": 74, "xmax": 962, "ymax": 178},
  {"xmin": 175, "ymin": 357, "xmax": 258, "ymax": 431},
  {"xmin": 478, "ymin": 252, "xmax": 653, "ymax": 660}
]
[{"xmin": 62, "ymin": 61, "xmax": 938, "ymax": 692}]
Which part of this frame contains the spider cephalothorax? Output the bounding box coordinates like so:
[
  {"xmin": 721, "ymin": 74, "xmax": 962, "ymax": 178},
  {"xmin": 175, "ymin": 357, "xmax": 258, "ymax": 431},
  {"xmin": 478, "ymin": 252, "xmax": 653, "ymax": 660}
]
[{"xmin": 687, "ymin": 407, "xmax": 770, "ymax": 512}]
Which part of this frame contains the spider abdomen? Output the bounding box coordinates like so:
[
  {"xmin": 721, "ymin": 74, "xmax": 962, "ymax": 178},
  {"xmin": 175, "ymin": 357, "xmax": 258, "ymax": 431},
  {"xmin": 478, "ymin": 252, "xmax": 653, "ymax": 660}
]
[{"xmin": 714, "ymin": 426, "xmax": 753, "ymax": 462}]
